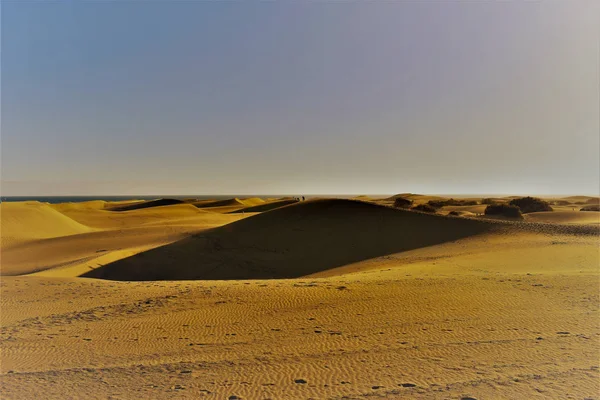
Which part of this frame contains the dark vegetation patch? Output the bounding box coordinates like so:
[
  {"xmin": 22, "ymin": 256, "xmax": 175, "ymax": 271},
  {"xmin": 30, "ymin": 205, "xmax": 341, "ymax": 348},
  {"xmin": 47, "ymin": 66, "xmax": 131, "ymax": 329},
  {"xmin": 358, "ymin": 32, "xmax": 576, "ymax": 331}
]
[
  {"xmin": 393, "ymin": 198, "xmax": 413, "ymax": 208},
  {"xmin": 508, "ymin": 197, "xmax": 553, "ymax": 214},
  {"xmin": 427, "ymin": 199, "xmax": 478, "ymax": 208},
  {"xmin": 412, "ymin": 204, "xmax": 437, "ymax": 213},
  {"xmin": 484, "ymin": 204, "xmax": 523, "ymax": 219},
  {"xmin": 581, "ymin": 205, "xmax": 600, "ymax": 212}
]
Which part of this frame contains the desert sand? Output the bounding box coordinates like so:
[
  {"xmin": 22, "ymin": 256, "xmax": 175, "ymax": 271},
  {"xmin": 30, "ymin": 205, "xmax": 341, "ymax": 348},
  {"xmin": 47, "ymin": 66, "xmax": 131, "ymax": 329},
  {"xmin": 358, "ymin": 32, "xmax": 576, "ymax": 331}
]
[{"xmin": 1, "ymin": 195, "xmax": 599, "ymax": 399}]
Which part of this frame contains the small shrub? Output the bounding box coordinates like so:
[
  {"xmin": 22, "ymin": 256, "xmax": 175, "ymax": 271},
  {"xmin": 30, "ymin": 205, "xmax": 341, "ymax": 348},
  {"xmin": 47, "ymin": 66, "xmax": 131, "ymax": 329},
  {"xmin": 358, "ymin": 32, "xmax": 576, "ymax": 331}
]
[
  {"xmin": 551, "ymin": 200, "xmax": 571, "ymax": 206},
  {"xmin": 427, "ymin": 198, "xmax": 478, "ymax": 208},
  {"xmin": 412, "ymin": 204, "xmax": 437, "ymax": 213},
  {"xmin": 393, "ymin": 197, "xmax": 413, "ymax": 208},
  {"xmin": 484, "ymin": 204, "xmax": 523, "ymax": 219},
  {"xmin": 580, "ymin": 205, "xmax": 600, "ymax": 212},
  {"xmin": 481, "ymin": 198, "xmax": 497, "ymax": 205},
  {"xmin": 447, "ymin": 210, "xmax": 461, "ymax": 216},
  {"xmin": 508, "ymin": 197, "xmax": 553, "ymax": 214}
]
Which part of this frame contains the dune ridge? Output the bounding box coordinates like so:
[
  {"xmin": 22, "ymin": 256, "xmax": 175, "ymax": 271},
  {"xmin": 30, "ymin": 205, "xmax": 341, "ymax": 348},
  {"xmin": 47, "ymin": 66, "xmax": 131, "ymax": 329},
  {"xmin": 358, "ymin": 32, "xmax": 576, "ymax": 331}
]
[
  {"xmin": 1, "ymin": 196, "xmax": 599, "ymax": 399},
  {"xmin": 228, "ymin": 198, "xmax": 299, "ymax": 213},
  {"xmin": 193, "ymin": 197, "xmax": 265, "ymax": 209},
  {"xmin": 0, "ymin": 202, "xmax": 92, "ymax": 248},
  {"xmin": 83, "ymin": 199, "xmax": 501, "ymax": 281},
  {"xmin": 106, "ymin": 198, "xmax": 185, "ymax": 211}
]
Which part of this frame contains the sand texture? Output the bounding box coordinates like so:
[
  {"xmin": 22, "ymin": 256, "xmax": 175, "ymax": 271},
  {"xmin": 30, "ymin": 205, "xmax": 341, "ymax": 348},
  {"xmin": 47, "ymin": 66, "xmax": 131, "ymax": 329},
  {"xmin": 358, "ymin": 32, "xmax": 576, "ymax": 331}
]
[{"xmin": 1, "ymin": 196, "xmax": 599, "ymax": 399}]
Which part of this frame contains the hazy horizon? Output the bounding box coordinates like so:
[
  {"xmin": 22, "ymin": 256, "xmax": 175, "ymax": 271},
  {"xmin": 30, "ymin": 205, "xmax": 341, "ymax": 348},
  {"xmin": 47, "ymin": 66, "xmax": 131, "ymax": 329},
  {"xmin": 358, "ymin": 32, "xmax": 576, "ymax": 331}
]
[{"xmin": 2, "ymin": 1, "xmax": 599, "ymax": 196}]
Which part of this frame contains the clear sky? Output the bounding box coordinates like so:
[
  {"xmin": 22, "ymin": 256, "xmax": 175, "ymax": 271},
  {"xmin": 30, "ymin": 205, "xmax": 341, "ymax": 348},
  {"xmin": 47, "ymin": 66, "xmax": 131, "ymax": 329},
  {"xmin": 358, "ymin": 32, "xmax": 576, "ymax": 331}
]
[{"xmin": 1, "ymin": 1, "xmax": 599, "ymax": 196}]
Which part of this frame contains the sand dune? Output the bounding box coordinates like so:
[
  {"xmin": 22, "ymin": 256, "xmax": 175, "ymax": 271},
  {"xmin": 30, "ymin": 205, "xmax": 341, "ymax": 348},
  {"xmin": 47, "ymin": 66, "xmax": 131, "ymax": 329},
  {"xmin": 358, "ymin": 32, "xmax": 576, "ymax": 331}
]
[
  {"xmin": 444, "ymin": 210, "xmax": 476, "ymax": 217},
  {"xmin": 193, "ymin": 197, "xmax": 265, "ymax": 208},
  {"xmin": 561, "ymin": 195, "xmax": 599, "ymax": 202},
  {"xmin": 0, "ymin": 202, "xmax": 92, "ymax": 248},
  {"xmin": 1, "ymin": 197, "xmax": 598, "ymax": 400},
  {"xmin": 383, "ymin": 193, "xmax": 445, "ymax": 203},
  {"xmin": 59, "ymin": 204, "xmax": 207, "ymax": 229},
  {"xmin": 83, "ymin": 199, "xmax": 497, "ymax": 281},
  {"xmin": 51, "ymin": 200, "xmax": 108, "ymax": 211},
  {"xmin": 229, "ymin": 198, "xmax": 298, "ymax": 213},
  {"xmin": 107, "ymin": 198, "xmax": 185, "ymax": 211},
  {"xmin": 1, "ymin": 203, "xmax": 249, "ymax": 276},
  {"xmin": 443, "ymin": 204, "xmax": 487, "ymax": 214},
  {"xmin": 525, "ymin": 210, "xmax": 600, "ymax": 225}
]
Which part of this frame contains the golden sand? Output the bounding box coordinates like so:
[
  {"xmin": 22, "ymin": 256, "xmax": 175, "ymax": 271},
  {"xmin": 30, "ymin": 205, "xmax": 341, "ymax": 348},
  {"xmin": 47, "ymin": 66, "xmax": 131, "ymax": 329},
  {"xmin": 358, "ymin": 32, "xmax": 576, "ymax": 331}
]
[{"xmin": 1, "ymin": 196, "xmax": 598, "ymax": 399}]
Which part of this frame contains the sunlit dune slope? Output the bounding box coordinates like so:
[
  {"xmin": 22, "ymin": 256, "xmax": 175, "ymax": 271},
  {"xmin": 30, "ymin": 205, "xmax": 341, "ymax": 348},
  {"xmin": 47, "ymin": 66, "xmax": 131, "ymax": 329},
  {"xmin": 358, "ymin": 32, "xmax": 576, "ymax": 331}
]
[
  {"xmin": 83, "ymin": 199, "xmax": 497, "ymax": 281},
  {"xmin": 57, "ymin": 203, "xmax": 207, "ymax": 229},
  {"xmin": 51, "ymin": 200, "xmax": 108, "ymax": 212},
  {"xmin": 229, "ymin": 199, "xmax": 298, "ymax": 213},
  {"xmin": 525, "ymin": 210, "xmax": 600, "ymax": 225},
  {"xmin": 0, "ymin": 202, "xmax": 91, "ymax": 247},
  {"xmin": 561, "ymin": 196, "xmax": 599, "ymax": 204},
  {"xmin": 1, "ymin": 203, "xmax": 249, "ymax": 277}
]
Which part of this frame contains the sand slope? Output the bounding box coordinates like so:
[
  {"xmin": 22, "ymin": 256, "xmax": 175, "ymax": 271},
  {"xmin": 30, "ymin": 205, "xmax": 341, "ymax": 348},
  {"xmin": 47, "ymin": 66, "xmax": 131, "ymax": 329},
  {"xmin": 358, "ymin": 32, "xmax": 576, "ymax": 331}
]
[
  {"xmin": 229, "ymin": 198, "xmax": 298, "ymax": 213},
  {"xmin": 0, "ymin": 202, "xmax": 92, "ymax": 248},
  {"xmin": 107, "ymin": 198, "xmax": 185, "ymax": 211},
  {"xmin": 525, "ymin": 210, "xmax": 600, "ymax": 225},
  {"xmin": 2, "ymin": 257, "xmax": 599, "ymax": 399},
  {"xmin": 57, "ymin": 204, "xmax": 207, "ymax": 229},
  {"xmin": 1, "ymin": 197, "xmax": 598, "ymax": 400},
  {"xmin": 84, "ymin": 199, "xmax": 497, "ymax": 281},
  {"xmin": 193, "ymin": 197, "xmax": 264, "ymax": 208},
  {"xmin": 1, "ymin": 203, "xmax": 249, "ymax": 276}
]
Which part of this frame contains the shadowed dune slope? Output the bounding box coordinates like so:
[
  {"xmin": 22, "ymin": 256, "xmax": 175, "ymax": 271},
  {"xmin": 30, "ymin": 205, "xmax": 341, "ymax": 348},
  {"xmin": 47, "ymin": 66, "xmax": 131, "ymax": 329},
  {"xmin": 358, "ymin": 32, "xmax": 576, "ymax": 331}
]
[
  {"xmin": 229, "ymin": 199, "xmax": 299, "ymax": 213},
  {"xmin": 83, "ymin": 199, "xmax": 498, "ymax": 281},
  {"xmin": 0, "ymin": 202, "xmax": 91, "ymax": 247},
  {"xmin": 107, "ymin": 198, "xmax": 185, "ymax": 211},
  {"xmin": 193, "ymin": 197, "xmax": 264, "ymax": 209}
]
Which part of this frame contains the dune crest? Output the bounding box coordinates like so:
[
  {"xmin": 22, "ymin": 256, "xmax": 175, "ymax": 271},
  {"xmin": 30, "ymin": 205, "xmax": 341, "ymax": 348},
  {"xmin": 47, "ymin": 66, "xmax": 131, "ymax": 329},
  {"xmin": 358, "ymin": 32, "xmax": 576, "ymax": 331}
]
[
  {"xmin": 106, "ymin": 198, "xmax": 185, "ymax": 211},
  {"xmin": 83, "ymin": 199, "xmax": 496, "ymax": 281},
  {"xmin": 229, "ymin": 198, "xmax": 299, "ymax": 213},
  {"xmin": 0, "ymin": 202, "xmax": 92, "ymax": 247}
]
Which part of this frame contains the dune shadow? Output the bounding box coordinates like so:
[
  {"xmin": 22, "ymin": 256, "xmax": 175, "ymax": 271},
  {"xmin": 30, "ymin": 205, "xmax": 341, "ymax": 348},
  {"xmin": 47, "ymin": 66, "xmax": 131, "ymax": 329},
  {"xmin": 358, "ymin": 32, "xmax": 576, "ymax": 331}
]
[
  {"xmin": 107, "ymin": 198, "xmax": 185, "ymax": 212},
  {"xmin": 228, "ymin": 199, "xmax": 299, "ymax": 214},
  {"xmin": 82, "ymin": 199, "xmax": 496, "ymax": 281}
]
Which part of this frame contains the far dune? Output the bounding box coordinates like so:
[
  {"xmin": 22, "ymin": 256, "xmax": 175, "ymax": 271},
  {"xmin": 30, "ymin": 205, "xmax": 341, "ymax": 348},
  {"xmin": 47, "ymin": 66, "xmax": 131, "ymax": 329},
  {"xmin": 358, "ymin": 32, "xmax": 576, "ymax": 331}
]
[
  {"xmin": 0, "ymin": 202, "xmax": 92, "ymax": 248},
  {"xmin": 106, "ymin": 198, "xmax": 185, "ymax": 211},
  {"xmin": 525, "ymin": 210, "xmax": 600, "ymax": 225},
  {"xmin": 228, "ymin": 198, "xmax": 298, "ymax": 213}
]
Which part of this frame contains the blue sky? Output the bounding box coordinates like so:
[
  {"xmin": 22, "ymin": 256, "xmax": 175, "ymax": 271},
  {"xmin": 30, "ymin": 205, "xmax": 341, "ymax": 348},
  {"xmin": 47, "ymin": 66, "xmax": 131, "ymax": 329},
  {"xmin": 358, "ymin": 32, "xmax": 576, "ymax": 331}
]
[{"xmin": 2, "ymin": 1, "xmax": 598, "ymax": 195}]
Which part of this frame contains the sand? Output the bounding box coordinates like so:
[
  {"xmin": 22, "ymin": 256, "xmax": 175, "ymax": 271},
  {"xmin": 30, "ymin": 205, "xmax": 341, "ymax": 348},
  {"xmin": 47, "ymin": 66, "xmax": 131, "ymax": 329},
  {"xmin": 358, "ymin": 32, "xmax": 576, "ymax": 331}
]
[
  {"xmin": 0, "ymin": 202, "xmax": 92, "ymax": 248},
  {"xmin": 1, "ymin": 196, "xmax": 599, "ymax": 399}
]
